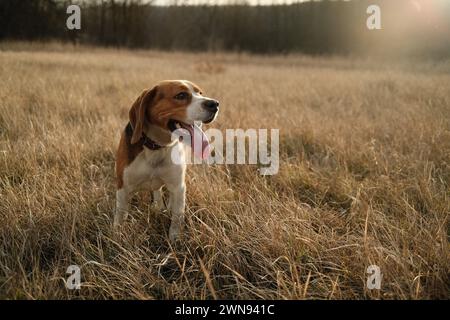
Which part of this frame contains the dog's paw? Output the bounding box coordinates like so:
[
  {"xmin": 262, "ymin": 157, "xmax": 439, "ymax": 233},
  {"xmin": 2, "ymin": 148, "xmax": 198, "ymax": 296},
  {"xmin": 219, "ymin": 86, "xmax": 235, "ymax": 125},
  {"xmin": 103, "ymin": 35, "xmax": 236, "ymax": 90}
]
[
  {"xmin": 169, "ymin": 224, "xmax": 183, "ymax": 243},
  {"xmin": 151, "ymin": 200, "xmax": 166, "ymax": 211},
  {"xmin": 113, "ymin": 212, "xmax": 127, "ymax": 229},
  {"xmin": 113, "ymin": 220, "xmax": 121, "ymax": 229}
]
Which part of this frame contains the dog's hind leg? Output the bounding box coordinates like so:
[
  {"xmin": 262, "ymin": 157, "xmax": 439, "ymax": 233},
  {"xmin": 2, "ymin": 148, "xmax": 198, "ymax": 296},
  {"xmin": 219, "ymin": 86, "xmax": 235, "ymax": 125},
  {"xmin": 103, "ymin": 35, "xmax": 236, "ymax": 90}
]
[{"xmin": 152, "ymin": 188, "xmax": 165, "ymax": 210}]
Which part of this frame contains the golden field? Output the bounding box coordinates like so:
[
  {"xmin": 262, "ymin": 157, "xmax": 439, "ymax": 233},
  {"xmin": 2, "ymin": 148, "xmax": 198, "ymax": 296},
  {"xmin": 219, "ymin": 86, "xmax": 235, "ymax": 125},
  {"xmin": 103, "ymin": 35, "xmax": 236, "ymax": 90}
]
[{"xmin": 0, "ymin": 42, "xmax": 449, "ymax": 299}]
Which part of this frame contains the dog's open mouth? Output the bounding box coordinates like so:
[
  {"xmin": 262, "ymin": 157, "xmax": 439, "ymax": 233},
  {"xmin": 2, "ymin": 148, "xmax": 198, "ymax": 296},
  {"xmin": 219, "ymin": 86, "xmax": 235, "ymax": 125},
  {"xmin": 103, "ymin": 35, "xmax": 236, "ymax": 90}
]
[{"xmin": 168, "ymin": 119, "xmax": 211, "ymax": 159}]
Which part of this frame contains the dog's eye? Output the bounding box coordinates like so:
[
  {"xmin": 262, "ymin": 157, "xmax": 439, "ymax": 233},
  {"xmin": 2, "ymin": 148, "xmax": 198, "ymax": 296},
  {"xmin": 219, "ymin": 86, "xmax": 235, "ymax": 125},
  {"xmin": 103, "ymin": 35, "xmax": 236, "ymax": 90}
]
[{"xmin": 174, "ymin": 92, "xmax": 189, "ymax": 100}]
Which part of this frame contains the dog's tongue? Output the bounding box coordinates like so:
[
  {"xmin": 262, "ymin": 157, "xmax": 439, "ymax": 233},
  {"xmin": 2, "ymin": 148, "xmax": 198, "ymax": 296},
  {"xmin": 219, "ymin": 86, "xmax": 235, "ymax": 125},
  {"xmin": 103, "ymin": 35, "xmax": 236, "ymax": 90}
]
[{"xmin": 180, "ymin": 122, "xmax": 211, "ymax": 159}]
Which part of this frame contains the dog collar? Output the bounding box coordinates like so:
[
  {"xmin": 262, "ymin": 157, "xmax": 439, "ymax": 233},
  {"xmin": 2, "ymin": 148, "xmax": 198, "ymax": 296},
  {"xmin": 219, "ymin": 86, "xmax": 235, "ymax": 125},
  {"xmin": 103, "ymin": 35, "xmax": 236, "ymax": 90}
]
[
  {"xmin": 141, "ymin": 133, "xmax": 163, "ymax": 150},
  {"xmin": 128, "ymin": 122, "xmax": 164, "ymax": 150}
]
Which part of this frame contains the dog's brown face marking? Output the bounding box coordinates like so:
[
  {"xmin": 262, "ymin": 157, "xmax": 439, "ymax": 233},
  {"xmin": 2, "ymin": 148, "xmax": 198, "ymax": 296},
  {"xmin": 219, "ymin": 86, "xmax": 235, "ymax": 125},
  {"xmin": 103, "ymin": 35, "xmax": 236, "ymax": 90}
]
[{"xmin": 148, "ymin": 80, "xmax": 204, "ymax": 130}]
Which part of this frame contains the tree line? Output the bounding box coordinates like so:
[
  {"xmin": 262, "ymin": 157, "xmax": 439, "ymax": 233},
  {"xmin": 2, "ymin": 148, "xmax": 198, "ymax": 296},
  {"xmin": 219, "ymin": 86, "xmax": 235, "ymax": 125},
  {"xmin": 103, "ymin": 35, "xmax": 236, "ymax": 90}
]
[{"xmin": 0, "ymin": 0, "xmax": 449, "ymax": 57}]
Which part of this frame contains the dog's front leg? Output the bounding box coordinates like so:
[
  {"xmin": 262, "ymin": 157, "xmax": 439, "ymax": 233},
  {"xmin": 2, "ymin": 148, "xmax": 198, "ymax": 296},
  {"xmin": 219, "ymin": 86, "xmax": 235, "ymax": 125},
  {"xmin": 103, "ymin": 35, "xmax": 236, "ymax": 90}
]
[
  {"xmin": 167, "ymin": 183, "xmax": 186, "ymax": 242},
  {"xmin": 114, "ymin": 187, "xmax": 129, "ymax": 227}
]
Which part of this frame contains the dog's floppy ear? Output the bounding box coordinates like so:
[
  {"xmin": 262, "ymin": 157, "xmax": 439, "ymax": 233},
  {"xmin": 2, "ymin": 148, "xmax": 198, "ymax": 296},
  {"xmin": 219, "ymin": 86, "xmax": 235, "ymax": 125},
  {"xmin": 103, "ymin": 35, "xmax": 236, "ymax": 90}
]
[{"xmin": 129, "ymin": 86, "xmax": 158, "ymax": 144}]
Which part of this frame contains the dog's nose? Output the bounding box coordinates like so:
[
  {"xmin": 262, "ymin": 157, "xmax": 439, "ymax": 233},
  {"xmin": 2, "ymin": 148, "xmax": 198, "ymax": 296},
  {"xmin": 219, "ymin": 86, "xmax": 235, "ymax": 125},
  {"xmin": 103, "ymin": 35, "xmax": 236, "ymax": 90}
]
[{"xmin": 203, "ymin": 99, "xmax": 219, "ymax": 112}]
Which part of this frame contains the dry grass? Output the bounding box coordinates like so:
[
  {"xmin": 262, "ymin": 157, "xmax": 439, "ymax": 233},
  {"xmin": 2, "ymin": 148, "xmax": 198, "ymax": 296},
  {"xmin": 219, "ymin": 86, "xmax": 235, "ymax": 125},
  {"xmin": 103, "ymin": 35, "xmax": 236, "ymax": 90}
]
[{"xmin": 0, "ymin": 42, "xmax": 449, "ymax": 299}]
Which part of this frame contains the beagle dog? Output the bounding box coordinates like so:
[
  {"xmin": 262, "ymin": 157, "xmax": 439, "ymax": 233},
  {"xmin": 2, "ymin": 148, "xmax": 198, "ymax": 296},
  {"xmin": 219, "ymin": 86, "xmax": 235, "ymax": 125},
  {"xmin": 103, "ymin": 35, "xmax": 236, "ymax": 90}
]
[{"xmin": 114, "ymin": 80, "xmax": 219, "ymax": 241}]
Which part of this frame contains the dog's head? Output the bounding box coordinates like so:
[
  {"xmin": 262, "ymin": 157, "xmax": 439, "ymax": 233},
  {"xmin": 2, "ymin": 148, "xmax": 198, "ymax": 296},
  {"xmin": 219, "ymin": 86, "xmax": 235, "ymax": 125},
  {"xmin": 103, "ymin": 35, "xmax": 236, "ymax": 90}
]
[{"xmin": 129, "ymin": 80, "xmax": 219, "ymax": 145}]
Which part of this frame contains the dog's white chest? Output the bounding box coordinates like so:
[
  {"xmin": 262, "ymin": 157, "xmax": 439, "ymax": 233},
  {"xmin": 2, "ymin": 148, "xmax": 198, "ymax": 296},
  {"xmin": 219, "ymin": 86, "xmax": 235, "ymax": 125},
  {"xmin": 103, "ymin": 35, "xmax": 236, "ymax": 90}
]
[{"xmin": 123, "ymin": 142, "xmax": 185, "ymax": 191}]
